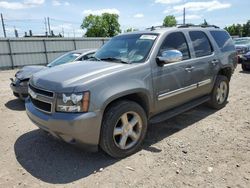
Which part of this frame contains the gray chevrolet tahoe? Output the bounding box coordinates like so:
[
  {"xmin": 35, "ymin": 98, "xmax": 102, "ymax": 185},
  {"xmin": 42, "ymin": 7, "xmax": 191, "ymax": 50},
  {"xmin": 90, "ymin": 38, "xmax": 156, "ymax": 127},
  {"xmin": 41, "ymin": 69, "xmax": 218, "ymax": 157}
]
[{"xmin": 26, "ymin": 25, "xmax": 237, "ymax": 158}]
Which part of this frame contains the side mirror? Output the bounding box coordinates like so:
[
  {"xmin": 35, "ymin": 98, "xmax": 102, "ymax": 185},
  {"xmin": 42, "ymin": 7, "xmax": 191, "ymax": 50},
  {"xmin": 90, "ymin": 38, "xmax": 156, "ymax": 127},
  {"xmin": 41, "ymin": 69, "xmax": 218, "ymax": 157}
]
[{"xmin": 156, "ymin": 50, "xmax": 183, "ymax": 66}]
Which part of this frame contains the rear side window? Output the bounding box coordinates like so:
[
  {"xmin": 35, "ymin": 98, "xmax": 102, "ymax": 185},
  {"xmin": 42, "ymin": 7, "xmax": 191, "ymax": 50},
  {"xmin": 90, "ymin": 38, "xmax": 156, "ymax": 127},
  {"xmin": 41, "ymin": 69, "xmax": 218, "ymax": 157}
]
[
  {"xmin": 210, "ymin": 30, "xmax": 235, "ymax": 52},
  {"xmin": 189, "ymin": 31, "xmax": 213, "ymax": 58},
  {"xmin": 159, "ymin": 32, "xmax": 190, "ymax": 60}
]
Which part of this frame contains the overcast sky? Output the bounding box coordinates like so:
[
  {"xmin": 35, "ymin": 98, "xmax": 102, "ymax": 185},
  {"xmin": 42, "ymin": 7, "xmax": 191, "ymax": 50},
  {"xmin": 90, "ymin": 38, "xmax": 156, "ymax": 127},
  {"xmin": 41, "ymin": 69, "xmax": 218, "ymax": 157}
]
[{"xmin": 0, "ymin": 0, "xmax": 249, "ymax": 37}]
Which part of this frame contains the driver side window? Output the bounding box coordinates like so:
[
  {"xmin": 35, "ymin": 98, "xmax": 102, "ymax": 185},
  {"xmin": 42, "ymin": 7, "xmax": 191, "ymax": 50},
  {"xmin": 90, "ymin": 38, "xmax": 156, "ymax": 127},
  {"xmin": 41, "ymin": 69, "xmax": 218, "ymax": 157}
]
[{"xmin": 159, "ymin": 32, "xmax": 190, "ymax": 61}]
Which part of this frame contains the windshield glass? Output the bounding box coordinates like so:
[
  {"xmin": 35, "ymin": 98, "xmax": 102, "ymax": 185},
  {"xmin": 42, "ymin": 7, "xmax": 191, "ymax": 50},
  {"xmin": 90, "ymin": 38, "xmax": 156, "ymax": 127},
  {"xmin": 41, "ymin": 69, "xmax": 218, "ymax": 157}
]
[
  {"xmin": 47, "ymin": 52, "xmax": 81, "ymax": 67},
  {"xmin": 95, "ymin": 33, "xmax": 158, "ymax": 63}
]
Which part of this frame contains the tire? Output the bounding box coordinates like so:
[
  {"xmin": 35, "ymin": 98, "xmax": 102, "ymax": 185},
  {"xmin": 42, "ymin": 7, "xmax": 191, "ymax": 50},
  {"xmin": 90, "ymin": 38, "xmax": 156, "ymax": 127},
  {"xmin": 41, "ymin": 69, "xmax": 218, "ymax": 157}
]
[
  {"xmin": 242, "ymin": 64, "xmax": 249, "ymax": 71},
  {"xmin": 100, "ymin": 100, "xmax": 148, "ymax": 158},
  {"xmin": 207, "ymin": 75, "xmax": 229, "ymax": 109}
]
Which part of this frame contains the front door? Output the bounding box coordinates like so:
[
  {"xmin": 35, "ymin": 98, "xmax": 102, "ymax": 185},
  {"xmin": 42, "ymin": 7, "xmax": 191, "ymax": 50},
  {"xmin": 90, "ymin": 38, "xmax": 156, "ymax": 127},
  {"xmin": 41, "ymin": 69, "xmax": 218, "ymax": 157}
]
[{"xmin": 152, "ymin": 32, "xmax": 197, "ymax": 114}]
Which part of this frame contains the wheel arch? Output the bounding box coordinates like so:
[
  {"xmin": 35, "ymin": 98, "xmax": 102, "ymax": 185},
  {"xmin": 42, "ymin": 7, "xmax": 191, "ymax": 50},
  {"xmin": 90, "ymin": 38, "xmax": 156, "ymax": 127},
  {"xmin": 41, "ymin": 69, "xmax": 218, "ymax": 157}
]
[
  {"xmin": 217, "ymin": 66, "xmax": 232, "ymax": 81},
  {"xmin": 101, "ymin": 89, "xmax": 151, "ymax": 118}
]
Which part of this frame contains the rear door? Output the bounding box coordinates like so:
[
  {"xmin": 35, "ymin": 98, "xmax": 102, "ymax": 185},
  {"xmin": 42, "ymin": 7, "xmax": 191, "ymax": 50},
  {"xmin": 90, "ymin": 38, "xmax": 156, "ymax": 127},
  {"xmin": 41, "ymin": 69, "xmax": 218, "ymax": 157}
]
[{"xmin": 186, "ymin": 30, "xmax": 218, "ymax": 97}]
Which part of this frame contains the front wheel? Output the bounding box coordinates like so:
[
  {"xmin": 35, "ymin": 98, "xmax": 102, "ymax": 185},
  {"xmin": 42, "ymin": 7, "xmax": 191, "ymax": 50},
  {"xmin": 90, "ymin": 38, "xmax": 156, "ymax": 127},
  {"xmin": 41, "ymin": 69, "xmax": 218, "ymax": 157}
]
[
  {"xmin": 207, "ymin": 75, "xmax": 229, "ymax": 109},
  {"xmin": 100, "ymin": 100, "xmax": 148, "ymax": 158},
  {"xmin": 242, "ymin": 64, "xmax": 250, "ymax": 71}
]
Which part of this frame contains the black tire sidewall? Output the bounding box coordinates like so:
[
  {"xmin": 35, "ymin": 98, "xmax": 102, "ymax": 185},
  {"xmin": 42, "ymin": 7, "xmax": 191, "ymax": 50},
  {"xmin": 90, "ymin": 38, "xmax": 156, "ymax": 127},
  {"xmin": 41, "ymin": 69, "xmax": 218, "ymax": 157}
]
[
  {"xmin": 210, "ymin": 75, "xmax": 229, "ymax": 109},
  {"xmin": 242, "ymin": 64, "xmax": 249, "ymax": 71},
  {"xmin": 100, "ymin": 100, "xmax": 148, "ymax": 158}
]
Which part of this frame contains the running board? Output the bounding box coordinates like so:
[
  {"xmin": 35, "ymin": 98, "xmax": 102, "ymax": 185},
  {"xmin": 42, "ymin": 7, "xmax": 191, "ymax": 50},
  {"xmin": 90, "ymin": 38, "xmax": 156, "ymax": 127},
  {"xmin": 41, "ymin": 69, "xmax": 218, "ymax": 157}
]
[{"xmin": 149, "ymin": 95, "xmax": 210, "ymax": 124}]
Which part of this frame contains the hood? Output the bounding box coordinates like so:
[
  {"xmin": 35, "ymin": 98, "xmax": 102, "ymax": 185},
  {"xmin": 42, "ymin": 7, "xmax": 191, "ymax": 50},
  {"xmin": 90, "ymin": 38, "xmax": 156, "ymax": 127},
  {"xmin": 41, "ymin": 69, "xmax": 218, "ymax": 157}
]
[
  {"xmin": 16, "ymin": 65, "xmax": 47, "ymax": 80},
  {"xmin": 30, "ymin": 61, "xmax": 128, "ymax": 92},
  {"xmin": 235, "ymin": 44, "xmax": 250, "ymax": 48}
]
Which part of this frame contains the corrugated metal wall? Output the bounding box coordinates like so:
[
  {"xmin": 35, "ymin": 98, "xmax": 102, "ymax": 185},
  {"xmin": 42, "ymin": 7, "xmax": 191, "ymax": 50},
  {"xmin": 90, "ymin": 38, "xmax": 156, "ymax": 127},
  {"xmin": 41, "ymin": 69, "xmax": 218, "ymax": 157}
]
[{"xmin": 0, "ymin": 38, "xmax": 109, "ymax": 69}]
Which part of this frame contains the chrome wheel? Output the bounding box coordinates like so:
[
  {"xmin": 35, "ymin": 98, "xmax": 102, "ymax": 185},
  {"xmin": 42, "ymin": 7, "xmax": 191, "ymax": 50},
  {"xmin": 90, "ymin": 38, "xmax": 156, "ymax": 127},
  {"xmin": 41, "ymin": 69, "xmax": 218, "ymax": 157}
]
[
  {"xmin": 113, "ymin": 111, "xmax": 143, "ymax": 150},
  {"xmin": 216, "ymin": 81, "xmax": 228, "ymax": 104}
]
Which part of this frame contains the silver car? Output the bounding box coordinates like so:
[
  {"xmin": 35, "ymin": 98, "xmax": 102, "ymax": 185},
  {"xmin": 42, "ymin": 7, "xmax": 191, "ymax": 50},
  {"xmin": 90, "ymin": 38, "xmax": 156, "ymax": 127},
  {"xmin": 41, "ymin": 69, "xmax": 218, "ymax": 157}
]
[{"xmin": 10, "ymin": 49, "xmax": 96, "ymax": 100}]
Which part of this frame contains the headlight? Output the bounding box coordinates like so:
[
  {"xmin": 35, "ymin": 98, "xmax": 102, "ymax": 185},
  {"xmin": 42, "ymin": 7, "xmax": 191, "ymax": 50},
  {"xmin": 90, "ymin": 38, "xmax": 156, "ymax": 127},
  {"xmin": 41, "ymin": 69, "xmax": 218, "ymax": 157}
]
[{"xmin": 56, "ymin": 91, "xmax": 90, "ymax": 113}]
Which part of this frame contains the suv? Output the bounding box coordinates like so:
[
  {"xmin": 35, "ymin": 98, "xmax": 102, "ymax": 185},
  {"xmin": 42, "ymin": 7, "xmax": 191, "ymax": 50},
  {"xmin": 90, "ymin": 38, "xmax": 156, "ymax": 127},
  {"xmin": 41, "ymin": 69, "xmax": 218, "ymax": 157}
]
[{"xmin": 26, "ymin": 26, "xmax": 237, "ymax": 158}]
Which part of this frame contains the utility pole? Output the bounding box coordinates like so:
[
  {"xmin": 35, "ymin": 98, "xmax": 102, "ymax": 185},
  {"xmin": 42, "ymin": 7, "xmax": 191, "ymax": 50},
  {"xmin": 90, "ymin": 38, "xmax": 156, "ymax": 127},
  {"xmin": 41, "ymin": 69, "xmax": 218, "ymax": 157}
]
[
  {"xmin": 44, "ymin": 17, "xmax": 48, "ymax": 34},
  {"xmin": 183, "ymin": 8, "xmax": 186, "ymax": 25},
  {"xmin": 1, "ymin": 13, "xmax": 7, "ymax": 38},
  {"xmin": 14, "ymin": 26, "xmax": 18, "ymax": 37},
  {"xmin": 47, "ymin": 17, "xmax": 51, "ymax": 35}
]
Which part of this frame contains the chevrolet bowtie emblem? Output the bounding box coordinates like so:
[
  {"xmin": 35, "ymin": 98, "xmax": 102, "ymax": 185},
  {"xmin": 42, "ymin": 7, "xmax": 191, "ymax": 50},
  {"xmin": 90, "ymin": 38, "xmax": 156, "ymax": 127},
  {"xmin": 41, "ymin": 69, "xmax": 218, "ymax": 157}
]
[{"xmin": 28, "ymin": 88, "xmax": 37, "ymax": 99}]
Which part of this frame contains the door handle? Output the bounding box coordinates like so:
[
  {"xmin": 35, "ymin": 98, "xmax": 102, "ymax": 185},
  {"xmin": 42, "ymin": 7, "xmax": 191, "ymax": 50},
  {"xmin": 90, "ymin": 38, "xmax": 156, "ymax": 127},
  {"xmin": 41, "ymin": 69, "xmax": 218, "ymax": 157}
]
[
  {"xmin": 185, "ymin": 66, "xmax": 195, "ymax": 72},
  {"xmin": 211, "ymin": 59, "xmax": 219, "ymax": 66}
]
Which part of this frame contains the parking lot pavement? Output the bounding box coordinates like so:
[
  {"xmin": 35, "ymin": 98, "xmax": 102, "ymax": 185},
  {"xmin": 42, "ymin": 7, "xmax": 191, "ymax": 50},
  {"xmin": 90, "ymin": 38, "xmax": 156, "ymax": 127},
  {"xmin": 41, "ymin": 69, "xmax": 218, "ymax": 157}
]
[{"xmin": 0, "ymin": 67, "xmax": 250, "ymax": 188}]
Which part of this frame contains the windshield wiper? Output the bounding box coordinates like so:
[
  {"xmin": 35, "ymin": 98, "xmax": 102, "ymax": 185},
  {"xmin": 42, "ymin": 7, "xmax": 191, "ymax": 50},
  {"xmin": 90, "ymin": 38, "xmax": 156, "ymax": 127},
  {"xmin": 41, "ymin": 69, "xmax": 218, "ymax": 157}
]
[{"xmin": 100, "ymin": 57, "xmax": 130, "ymax": 64}]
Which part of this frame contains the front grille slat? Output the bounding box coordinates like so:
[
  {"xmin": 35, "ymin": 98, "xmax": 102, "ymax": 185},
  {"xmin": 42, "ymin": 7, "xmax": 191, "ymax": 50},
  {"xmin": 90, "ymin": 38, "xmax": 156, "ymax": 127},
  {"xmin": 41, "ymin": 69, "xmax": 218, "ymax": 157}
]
[
  {"xmin": 30, "ymin": 97, "xmax": 52, "ymax": 113},
  {"xmin": 29, "ymin": 84, "xmax": 54, "ymax": 113},
  {"xmin": 29, "ymin": 84, "xmax": 54, "ymax": 98}
]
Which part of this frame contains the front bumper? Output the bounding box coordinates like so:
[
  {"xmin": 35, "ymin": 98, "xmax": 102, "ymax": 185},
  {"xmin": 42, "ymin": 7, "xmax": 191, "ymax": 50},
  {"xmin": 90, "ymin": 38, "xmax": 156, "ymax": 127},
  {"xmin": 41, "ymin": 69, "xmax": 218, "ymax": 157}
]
[
  {"xmin": 25, "ymin": 98, "xmax": 102, "ymax": 151},
  {"xmin": 10, "ymin": 79, "xmax": 28, "ymax": 99}
]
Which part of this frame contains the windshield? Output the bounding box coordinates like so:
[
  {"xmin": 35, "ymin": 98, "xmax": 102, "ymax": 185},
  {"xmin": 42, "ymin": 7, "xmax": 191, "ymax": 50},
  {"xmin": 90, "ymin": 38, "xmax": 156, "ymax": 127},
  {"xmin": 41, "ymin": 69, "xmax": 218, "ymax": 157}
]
[
  {"xmin": 47, "ymin": 52, "xmax": 81, "ymax": 67},
  {"xmin": 95, "ymin": 33, "xmax": 158, "ymax": 63}
]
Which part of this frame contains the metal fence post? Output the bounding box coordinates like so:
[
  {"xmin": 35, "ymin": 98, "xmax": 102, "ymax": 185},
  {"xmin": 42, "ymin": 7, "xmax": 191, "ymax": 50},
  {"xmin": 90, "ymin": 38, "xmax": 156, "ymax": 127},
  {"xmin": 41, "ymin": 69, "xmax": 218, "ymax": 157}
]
[
  {"xmin": 43, "ymin": 39, "xmax": 49, "ymax": 64},
  {"xmin": 73, "ymin": 39, "xmax": 77, "ymax": 50},
  {"xmin": 7, "ymin": 39, "xmax": 14, "ymax": 69}
]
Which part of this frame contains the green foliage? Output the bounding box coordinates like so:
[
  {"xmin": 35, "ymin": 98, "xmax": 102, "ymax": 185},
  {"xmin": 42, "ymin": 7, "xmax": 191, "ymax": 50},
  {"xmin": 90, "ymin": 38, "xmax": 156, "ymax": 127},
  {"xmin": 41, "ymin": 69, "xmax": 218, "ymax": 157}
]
[
  {"xmin": 163, "ymin": 15, "xmax": 177, "ymax": 27},
  {"xmin": 225, "ymin": 20, "xmax": 250, "ymax": 37},
  {"xmin": 81, "ymin": 13, "xmax": 121, "ymax": 37},
  {"xmin": 125, "ymin": 28, "xmax": 138, "ymax": 33}
]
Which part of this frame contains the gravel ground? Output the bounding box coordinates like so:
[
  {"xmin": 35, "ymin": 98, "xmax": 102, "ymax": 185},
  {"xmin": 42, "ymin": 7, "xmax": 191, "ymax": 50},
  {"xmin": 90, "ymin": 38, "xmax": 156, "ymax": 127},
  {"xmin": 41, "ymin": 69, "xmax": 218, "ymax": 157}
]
[{"xmin": 0, "ymin": 66, "xmax": 249, "ymax": 188}]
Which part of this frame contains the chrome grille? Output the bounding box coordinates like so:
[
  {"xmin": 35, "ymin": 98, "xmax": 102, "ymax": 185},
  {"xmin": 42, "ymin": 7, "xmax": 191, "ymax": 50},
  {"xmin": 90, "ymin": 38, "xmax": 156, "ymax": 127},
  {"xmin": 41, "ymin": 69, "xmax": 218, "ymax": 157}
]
[{"xmin": 28, "ymin": 84, "xmax": 54, "ymax": 113}]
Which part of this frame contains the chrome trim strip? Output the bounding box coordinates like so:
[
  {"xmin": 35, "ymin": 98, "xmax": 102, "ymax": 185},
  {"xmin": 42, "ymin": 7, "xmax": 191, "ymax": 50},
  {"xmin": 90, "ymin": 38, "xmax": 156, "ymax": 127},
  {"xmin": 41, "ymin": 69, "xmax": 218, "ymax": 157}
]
[
  {"xmin": 29, "ymin": 84, "xmax": 55, "ymax": 98},
  {"xmin": 158, "ymin": 84, "xmax": 197, "ymax": 101},
  {"xmin": 198, "ymin": 79, "xmax": 212, "ymax": 87},
  {"xmin": 158, "ymin": 79, "xmax": 212, "ymax": 101},
  {"xmin": 30, "ymin": 97, "xmax": 53, "ymax": 114},
  {"xmin": 28, "ymin": 84, "xmax": 54, "ymax": 113}
]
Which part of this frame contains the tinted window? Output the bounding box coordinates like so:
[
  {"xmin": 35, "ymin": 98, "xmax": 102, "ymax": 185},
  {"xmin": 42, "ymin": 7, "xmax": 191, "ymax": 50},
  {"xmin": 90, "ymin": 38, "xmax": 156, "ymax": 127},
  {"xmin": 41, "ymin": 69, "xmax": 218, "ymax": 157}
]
[
  {"xmin": 159, "ymin": 32, "xmax": 190, "ymax": 60},
  {"xmin": 189, "ymin": 31, "xmax": 213, "ymax": 57},
  {"xmin": 210, "ymin": 30, "xmax": 235, "ymax": 52}
]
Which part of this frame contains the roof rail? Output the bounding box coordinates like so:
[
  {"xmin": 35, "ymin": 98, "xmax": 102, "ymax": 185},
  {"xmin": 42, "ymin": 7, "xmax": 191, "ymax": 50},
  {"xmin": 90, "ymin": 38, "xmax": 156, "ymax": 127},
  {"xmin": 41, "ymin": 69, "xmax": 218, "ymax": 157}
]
[
  {"xmin": 145, "ymin": 24, "xmax": 220, "ymax": 31},
  {"xmin": 177, "ymin": 24, "xmax": 220, "ymax": 29},
  {"xmin": 145, "ymin": 25, "xmax": 166, "ymax": 31}
]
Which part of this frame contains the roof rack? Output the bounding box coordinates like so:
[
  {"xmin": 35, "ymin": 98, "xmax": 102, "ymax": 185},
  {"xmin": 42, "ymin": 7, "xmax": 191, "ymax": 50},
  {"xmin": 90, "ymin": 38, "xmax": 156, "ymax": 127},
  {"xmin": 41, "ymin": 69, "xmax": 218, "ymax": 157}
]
[
  {"xmin": 177, "ymin": 24, "xmax": 220, "ymax": 29},
  {"xmin": 145, "ymin": 25, "xmax": 166, "ymax": 31},
  {"xmin": 145, "ymin": 24, "xmax": 220, "ymax": 31}
]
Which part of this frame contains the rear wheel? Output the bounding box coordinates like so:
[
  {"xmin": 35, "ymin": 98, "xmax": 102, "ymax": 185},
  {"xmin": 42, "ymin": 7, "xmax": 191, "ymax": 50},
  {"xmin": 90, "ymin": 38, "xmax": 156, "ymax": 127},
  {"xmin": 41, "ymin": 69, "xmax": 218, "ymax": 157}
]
[
  {"xmin": 207, "ymin": 75, "xmax": 229, "ymax": 109},
  {"xmin": 100, "ymin": 100, "xmax": 147, "ymax": 158}
]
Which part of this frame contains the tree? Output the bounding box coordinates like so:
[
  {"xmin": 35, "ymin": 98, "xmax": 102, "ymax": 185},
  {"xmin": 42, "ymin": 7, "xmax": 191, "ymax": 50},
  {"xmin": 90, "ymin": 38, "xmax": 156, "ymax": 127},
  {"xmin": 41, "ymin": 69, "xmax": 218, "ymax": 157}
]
[
  {"xmin": 81, "ymin": 13, "xmax": 121, "ymax": 37},
  {"xmin": 163, "ymin": 15, "xmax": 177, "ymax": 27},
  {"xmin": 242, "ymin": 20, "xmax": 250, "ymax": 37},
  {"xmin": 124, "ymin": 28, "xmax": 138, "ymax": 33},
  {"xmin": 102, "ymin": 13, "xmax": 121, "ymax": 37},
  {"xmin": 224, "ymin": 20, "xmax": 250, "ymax": 37}
]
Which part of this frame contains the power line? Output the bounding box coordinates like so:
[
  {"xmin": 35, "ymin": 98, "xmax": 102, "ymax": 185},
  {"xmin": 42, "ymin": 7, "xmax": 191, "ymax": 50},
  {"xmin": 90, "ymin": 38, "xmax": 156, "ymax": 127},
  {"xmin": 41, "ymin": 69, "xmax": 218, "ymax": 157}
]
[{"xmin": 50, "ymin": 17, "xmax": 82, "ymax": 25}]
